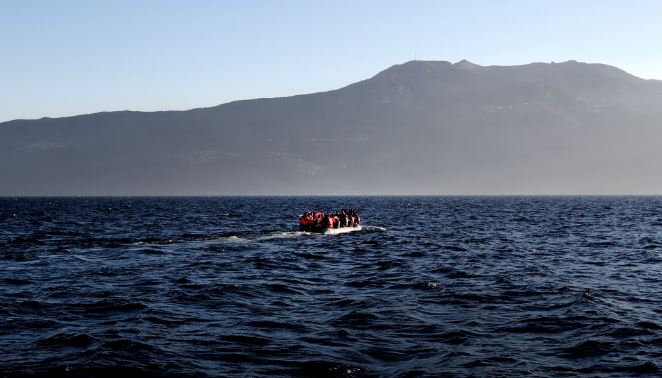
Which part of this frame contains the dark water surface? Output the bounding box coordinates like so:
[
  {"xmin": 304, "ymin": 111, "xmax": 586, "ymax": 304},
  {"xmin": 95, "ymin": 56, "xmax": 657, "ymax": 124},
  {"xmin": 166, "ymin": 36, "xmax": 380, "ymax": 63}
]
[{"xmin": 1, "ymin": 197, "xmax": 661, "ymax": 377}]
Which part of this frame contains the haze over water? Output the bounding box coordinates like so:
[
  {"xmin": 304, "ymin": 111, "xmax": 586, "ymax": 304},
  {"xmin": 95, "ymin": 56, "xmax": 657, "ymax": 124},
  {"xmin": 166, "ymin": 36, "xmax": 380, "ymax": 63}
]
[{"xmin": 2, "ymin": 196, "xmax": 660, "ymax": 377}]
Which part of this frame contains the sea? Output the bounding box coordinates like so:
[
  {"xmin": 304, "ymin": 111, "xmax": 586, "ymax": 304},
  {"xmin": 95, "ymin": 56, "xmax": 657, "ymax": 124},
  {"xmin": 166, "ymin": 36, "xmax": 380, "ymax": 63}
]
[{"xmin": 1, "ymin": 196, "xmax": 661, "ymax": 377}]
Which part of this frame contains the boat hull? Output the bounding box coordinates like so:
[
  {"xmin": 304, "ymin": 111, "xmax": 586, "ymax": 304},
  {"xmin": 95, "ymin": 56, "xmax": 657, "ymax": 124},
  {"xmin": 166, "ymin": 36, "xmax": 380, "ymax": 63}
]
[{"xmin": 321, "ymin": 225, "xmax": 362, "ymax": 235}]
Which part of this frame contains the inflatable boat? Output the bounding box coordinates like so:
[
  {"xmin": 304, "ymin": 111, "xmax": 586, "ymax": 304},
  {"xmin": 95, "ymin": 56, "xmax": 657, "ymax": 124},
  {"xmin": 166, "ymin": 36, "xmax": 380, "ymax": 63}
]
[{"xmin": 299, "ymin": 209, "xmax": 361, "ymax": 235}]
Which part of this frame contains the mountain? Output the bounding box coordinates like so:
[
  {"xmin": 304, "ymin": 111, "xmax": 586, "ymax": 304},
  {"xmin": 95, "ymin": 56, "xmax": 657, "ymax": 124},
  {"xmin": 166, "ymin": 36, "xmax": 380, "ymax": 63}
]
[{"xmin": 2, "ymin": 60, "xmax": 662, "ymax": 195}]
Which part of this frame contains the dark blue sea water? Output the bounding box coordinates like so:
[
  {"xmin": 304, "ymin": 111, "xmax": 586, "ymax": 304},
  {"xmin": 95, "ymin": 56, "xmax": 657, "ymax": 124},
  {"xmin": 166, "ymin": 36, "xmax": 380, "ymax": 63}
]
[{"xmin": 1, "ymin": 197, "xmax": 661, "ymax": 377}]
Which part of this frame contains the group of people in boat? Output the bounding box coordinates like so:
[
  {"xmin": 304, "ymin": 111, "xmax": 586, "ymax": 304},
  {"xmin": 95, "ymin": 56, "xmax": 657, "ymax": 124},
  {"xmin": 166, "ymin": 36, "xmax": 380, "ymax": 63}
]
[{"xmin": 299, "ymin": 209, "xmax": 360, "ymax": 232}]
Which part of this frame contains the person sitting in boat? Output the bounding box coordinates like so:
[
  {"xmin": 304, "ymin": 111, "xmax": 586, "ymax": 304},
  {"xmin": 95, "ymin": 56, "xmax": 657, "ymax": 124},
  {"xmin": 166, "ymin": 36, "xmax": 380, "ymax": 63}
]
[
  {"xmin": 351, "ymin": 209, "xmax": 360, "ymax": 226},
  {"xmin": 300, "ymin": 211, "xmax": 312, "ymax": 230}
]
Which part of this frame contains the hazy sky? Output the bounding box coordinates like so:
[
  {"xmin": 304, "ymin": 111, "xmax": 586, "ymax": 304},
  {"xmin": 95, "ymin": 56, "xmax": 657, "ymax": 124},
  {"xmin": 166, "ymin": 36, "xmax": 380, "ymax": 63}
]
[{"xmin": 2, "ymin": 0, "xmax": 661, "ymax": 122}]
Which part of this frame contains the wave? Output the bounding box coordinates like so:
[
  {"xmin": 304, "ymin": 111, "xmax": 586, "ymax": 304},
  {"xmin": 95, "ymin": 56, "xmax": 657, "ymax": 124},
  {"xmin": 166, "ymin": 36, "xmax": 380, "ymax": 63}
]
[{"xmin": 3, "ymin": 196, "xmax": 662, "ymax": 377}]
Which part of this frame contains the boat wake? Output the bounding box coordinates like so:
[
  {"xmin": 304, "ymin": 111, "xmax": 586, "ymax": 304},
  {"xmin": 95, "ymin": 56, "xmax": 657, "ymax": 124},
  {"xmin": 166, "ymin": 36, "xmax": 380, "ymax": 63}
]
[
  {"xmin": 362, "ymin": 225, "xmax": 387, "ymax": 232},
  {"xmin": 256, "ymin": 231, "xmax": 309, "ymax": 241},
  {"xmin": 85, "ymin": 225, "xmax": 382, "ymax": 251}
]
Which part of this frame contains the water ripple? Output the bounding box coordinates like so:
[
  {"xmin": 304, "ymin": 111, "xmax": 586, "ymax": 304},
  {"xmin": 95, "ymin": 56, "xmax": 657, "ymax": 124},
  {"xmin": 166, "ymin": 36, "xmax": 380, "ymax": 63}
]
[{"xmin": 1, "ymin": 196, "xmax": 661, "ymax": 376}]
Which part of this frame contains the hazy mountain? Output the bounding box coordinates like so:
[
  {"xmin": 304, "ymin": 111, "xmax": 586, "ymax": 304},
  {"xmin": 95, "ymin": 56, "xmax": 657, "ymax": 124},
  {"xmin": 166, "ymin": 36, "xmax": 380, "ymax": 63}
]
[{"xmin": 2, "ymin": 60, "xmax": 662, "ymax": 195}]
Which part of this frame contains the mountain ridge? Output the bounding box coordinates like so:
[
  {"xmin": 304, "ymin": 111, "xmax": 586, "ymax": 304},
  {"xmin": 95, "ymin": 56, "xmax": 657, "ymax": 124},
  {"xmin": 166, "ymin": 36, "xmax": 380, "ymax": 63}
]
[
  {"xmin": 2, "ymin": 60, "xmax": 662, "ymax": 195},
  {"xmin": 3, "ymin": 59, "xmax": 658, "ymax": 125}
]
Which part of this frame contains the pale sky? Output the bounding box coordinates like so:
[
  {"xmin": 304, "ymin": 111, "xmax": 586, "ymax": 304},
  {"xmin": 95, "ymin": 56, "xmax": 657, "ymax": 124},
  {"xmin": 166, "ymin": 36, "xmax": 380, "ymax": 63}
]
[{"xmin": 2, "ymin": 0, "xmax": 661, "ymax": 122}]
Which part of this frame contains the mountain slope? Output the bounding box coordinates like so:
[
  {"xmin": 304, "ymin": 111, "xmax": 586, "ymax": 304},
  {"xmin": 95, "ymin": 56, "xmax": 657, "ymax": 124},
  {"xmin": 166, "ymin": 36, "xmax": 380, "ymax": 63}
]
[{"xmin": 2, "ymin": 60, "xmax": 662, "ymax": 195}]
